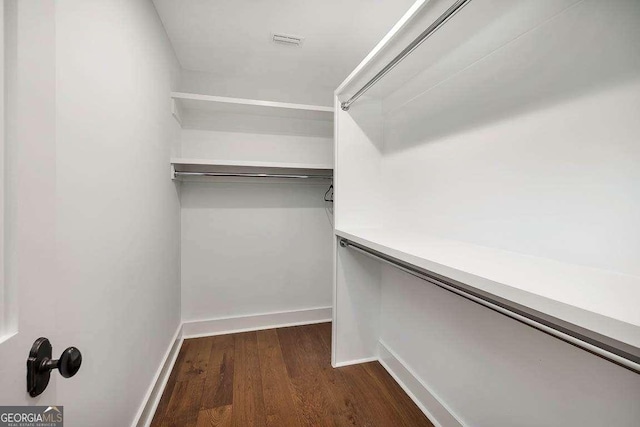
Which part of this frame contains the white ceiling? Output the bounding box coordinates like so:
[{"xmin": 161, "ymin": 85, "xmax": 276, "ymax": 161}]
[{"xmin": 152, "ymin": 0, "xmax": 416, "ymax": 94}]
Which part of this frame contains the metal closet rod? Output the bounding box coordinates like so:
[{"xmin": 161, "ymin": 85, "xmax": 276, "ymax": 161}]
[
  {"xmin": 341, "ymin": 0, "xmax": 473, "ymax": 111},
  {"xmin": 338, "ymin": 238, "xmax": 640, "ymax": 375},
  {"xmin": 174, "ymin": 171, "xmax": 333, "ymax": 180}
]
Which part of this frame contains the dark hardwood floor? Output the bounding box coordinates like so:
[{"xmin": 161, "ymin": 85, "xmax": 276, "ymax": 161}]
[{"xmin": 151, "ymin": 323, "xmax": 434, "ymax": 427}]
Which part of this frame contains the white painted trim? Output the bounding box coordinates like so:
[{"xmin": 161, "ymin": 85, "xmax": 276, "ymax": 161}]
[
  {"xmin": 378, "ymin": 340, "xmax": 465, "ymax": 427},
  {"xmin": 181, "ymin": 307, "xmax": 332, "ymax": 339},
  {"xmin": 333, "ymin": 356, "xmax": 378, "ymax": 368},
  {"xmin": 132, "ymin": 324, "xmax": 184, "ymax": 427}
]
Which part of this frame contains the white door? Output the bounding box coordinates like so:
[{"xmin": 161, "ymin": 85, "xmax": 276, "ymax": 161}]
[
  {"xmin": 0, "ymin": 0, "xmax": 64, "ymax": 412},
  {"xmin": 0, "ymin": 2, "xmax": 183, "ymax": 426}
]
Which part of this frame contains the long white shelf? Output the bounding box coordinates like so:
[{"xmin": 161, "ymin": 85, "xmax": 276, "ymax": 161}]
[
  {"xmin": 171, "ymin": 158, "xmax": 333, "ymax": 170},
  {"xmin": 171, "ymin": 92, "xmax": 334, "ymax": 122},
  {"xmin": 335, "ymin": 227, "xmax": 640, "ymax": 350}
]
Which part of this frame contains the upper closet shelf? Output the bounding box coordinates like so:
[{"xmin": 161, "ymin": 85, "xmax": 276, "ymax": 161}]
[
  {"xmin": 335, "ymin": 227, "xmax": 640, "ymax": 353},
  {"xmin": 171, "ymin": 158, "xmax": 333, "ymax": 181},
  {"xmin": 171, "ymin": 92, "xmax": 334, "ymax": 122}
]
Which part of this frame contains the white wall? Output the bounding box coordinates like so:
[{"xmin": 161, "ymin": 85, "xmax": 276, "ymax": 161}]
[
  {"xmin": 55, "ymin": 1, "xmax": 181, "ymax": 424},
  {"xmin": 180, "ymin": 129, "xmax": 333, "ymax": 165},
  {"xmin": 334, "ymin": 99, "xmax": 384, "ymax": 231},
  {"xmin": 181, "ymin": 180, "xmax": 333, "ymax": 322},
  {"xmin": 382, "ymin": 0, "xmax": 640, "ymax": 276},
  {"xmin": 0, "ymin": 1, "xmax": 181, "ymax": 426},
  {"xmin": 384, "ymin": 80, "xmax": 640, "ymax": 276},
  {"xmin": 180, "ymin": 69, "xmax": 335, "ymax": 106},
  {"xmin": 380, "ymin": 266, "xmax": 640, "ymax": 427},
  {"xmin": 177, "ymin": 80, "xmax": 335, "ymax": 326}
]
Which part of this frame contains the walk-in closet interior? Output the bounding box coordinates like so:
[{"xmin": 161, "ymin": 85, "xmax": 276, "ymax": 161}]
[{"xmin": 0, "ymin": 0, "xmax": 638, "ymax": 426}]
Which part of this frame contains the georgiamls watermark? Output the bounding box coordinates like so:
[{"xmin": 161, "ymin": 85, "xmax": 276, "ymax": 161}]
[{"xmin": 0, "ymin": 406, "xmax": 63, "ymax": 427}]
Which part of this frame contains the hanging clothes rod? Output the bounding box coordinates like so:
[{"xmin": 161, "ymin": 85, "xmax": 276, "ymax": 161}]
[
  {"xmin": 338, "ymin": 238, "xmax": 640, "ymax": 375},
  {"xmin": 340, "ymin": 0, "xmax": 473, "ymax": 111},
  {"xmin": 174, "ymin": 171, "xmax": 333, "ymax": 180}
]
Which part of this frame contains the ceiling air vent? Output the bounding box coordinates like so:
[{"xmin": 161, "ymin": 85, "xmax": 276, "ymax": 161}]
[{"xmin": 272, "ymin": 33, "xmax": 304, "ymax": 47}]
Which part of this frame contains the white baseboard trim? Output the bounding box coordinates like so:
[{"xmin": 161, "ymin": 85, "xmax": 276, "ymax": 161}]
[
  {"xmin": 133, "ymin": 324, "xmax": 184, "ymax": 427},
  {"xmin": 378, "ymin": 341, "xmax": 465, "ymax": 427},
  {"xmin": 333, "ymin": 356, "xmax": 379, "ymax": 368},
  {"xmin": 182, "ymin": 306, "xmax": 332, "ymax": 339}
]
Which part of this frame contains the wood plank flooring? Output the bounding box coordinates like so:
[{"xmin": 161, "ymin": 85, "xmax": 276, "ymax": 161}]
[{"xmin": 151, "ymin": 323, "xmax": 434, "ymax": 427}]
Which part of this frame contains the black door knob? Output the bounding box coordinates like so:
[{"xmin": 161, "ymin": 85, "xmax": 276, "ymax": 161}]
[
  {"xmin": 58, "ymin": 347, "xmax": 82, "ymax": 378},
  {"xmin": 27, "ymin": 338, "xmax": 83, "ymax": 397}
]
